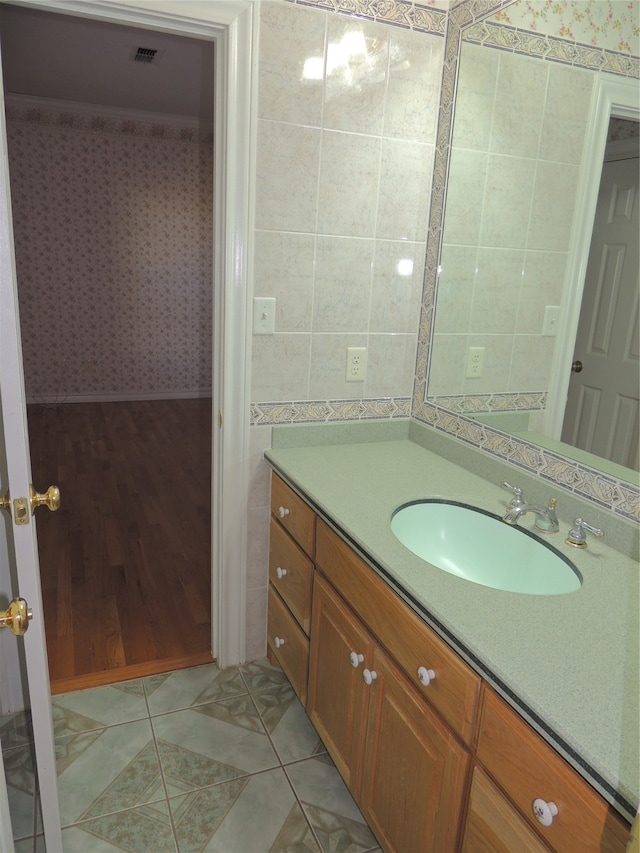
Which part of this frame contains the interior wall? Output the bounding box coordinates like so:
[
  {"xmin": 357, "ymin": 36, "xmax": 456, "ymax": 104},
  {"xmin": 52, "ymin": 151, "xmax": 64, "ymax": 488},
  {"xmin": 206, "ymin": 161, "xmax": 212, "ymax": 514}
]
[
  {"xmin": 245, "ymin": 1, "xmax": 446, "ymax": 658},
  {"xmin": 5, "ymin": 99, "xmax": 214, "ymax": 402}
]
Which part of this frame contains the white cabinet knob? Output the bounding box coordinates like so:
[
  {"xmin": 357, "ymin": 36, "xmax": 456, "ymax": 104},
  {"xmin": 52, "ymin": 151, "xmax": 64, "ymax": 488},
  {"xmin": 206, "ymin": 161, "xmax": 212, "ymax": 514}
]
[
  {"xmin": 350, "ymin": 652, "xmax": 364, "ymax": 668},
  {"xmin": 362, "ymin": 669, "xmax": 377, "ymax": 685},
  {"xmin": 278, "ymin": 506, "xmax": 290, "ymax": 518},
  {"xmin": 532, "ymin": 799, "xmax": 558, "ymax": 826},
  {"xmin": 417, "ymin": 666, "xmax": 436, "ymax": 686},
  {"xmin": 276, "ymin": 566, "xmax": 287, "ymax": 579},
  {"xmin": 274, "ymin": 636, "xmax": 285, "ymax": 649}
]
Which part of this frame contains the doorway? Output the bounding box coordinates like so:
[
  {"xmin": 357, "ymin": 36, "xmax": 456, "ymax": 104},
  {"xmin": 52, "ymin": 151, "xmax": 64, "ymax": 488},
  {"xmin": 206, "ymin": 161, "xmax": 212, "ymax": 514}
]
[
  {"xmin": 0, "ymin": 4, "xmax": 217, "ymax": 691},
  {"xmin": 0, "ymin": 2, "xmax": 252, "ymax": 846}
]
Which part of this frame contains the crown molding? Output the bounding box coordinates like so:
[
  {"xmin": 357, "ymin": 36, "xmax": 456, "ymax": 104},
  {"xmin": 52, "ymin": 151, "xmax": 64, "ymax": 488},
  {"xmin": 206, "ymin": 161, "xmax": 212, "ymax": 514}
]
[{"xmin": 4, "ymin": 92, "xmax": 201, "ymax": 130}]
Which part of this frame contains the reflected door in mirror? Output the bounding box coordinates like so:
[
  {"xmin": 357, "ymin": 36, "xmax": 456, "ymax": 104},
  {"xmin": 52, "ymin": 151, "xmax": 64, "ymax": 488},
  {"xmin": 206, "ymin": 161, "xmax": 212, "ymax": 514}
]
[{"xmin": 562, "ymin": 150, "xmax": 640, "ymax": 470}]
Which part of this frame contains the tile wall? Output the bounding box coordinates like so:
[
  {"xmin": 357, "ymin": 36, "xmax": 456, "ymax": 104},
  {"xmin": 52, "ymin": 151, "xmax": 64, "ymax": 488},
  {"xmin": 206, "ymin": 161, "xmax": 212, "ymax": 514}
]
[
  {"xmin": 251, "ymin": 2, "xmax": 443, "ymax": 409},
  {"xmin": 246, "ymin": 1, "xmax": 445, "ymax": 656},
  {"xmin": 429, "ymin": 45, "xmax": 594, "ymax": 398}
]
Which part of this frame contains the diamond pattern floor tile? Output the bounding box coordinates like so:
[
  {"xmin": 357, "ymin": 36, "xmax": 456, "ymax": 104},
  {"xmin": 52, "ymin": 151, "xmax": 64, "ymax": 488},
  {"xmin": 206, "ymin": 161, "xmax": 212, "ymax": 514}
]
[
  {"xmin": 4, "ymin": 661, "xmax": 379, "ymax": 852},
  {"xmin": 152, "ymin": 697, "xmax": 279, "ymax": 797},
  {"xmin": 56, "ymin": 719, "xmax": 163, "ymax": 827},
  {"xmin": 144, "ymin": 664, "xmax": 247, "ymax": 716},
  {"xmin": 170, "ymin": 767, "xmax": 321, "ymax": 853},
  {"xmin": 52, "ymin": 681, "xmax": 148, "ymax": 734}
]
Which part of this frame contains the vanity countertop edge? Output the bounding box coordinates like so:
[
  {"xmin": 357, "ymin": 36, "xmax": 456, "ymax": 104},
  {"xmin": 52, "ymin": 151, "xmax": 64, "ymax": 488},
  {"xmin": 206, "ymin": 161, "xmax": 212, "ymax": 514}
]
[{"xmin": 264, "ymin": 425, "xmax": 639, "ymax": 822}]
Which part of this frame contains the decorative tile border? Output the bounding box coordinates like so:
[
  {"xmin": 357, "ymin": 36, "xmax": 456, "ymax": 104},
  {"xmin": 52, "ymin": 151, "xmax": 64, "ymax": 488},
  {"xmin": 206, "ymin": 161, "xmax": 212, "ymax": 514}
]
[
  {"xmin": 463, "ymin": 20, "xmax": 640, "ymax": 77},
  {"xmin": 414, "ymin": 0, "xmax": 640, "ymax": 521},
  {"xmin": 412, "ymin": 399, "xmax": 639, "ymax": 523},
  {"xmin": 285, "ymin": 0, "xmax": 447, "ymax": 34},
  {"xmin": 251, "ymin": 397, "xmax": 411, "ymax": 426},
  {"xmin": 431, "ymin": 390, "xmax": 546, "ymax": 414}
]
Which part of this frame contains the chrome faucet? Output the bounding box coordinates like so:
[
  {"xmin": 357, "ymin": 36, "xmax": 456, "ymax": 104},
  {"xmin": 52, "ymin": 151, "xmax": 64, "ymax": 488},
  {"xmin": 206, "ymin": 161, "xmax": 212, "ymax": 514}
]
[{"xmin": 503, "ymin": 498, "xmax": 559, "ymax": 533}]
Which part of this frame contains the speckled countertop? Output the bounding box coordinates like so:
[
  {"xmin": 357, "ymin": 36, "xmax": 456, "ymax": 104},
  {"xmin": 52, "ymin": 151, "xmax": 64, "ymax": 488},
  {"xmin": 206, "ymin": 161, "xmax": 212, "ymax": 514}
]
[{"xmin": 264, "ymin": 421, "xmax": 639, "ymax": 822}]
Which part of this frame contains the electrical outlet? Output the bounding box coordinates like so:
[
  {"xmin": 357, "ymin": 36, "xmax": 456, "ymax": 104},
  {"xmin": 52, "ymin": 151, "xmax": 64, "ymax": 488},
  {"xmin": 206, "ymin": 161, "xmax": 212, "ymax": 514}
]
[
  {"xmin": 465, "ymin": 346, "xmax": 484, "ymax": 378},
  {"xmin": 346, "ymin": 346, "xmax": 367, "ymax": 382}
]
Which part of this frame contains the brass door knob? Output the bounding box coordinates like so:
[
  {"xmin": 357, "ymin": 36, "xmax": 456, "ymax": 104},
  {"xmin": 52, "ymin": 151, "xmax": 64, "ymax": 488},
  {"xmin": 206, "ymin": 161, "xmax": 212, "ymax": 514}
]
[
  {"xmin": 572, "ymin": 360, "xmax": 583, "ymax": 373},
  {"xmin": 29, "ymin": 485, "xmax": 60, "ymax": 514},
  {"xmin": 0, "ymin": 493, "xmax": 9, "ymax": 514},
  {"xmin": 0, "ymin": 598, "xmax": 33, "ymax": 636}
]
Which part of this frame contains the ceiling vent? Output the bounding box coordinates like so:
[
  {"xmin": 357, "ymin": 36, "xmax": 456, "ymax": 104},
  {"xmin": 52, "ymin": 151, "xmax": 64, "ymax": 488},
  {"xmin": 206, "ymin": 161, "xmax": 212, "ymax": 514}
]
[{"xmin": 131, "ymin": 46, "xmax": 162, "ymax": 64}]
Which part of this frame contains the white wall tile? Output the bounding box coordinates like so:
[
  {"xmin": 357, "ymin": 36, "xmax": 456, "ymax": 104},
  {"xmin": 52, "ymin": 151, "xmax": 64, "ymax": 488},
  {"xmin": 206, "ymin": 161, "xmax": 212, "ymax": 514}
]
[
  {"xmin": 370, "ymin": 239, "xmax": 425, "ymax": 333},
  {"xmin": 309, "ymin": 332, "xmax": 367, "ymax": 400},
  {"xmin": 255, "ymin": 120, "xmax": 321, "ymax": 233},
  {"xmin": 441, "ymin": 148, "xmax": 487, "ymax": 246},
  {"xmin": 490, "ymin": 52, "xmax": 548, "ymax": 158},
  {"xmin": 251, "ymin": 334, "xmax": 311, "ymax": 403},
  {"xmin": 384, "ymin": 30, "xmax": 444, "ymax": 143},
  {"xmin": 510, "ymin": 334, "xmax": 557, "ymax": 391},
  {"xmin": 516, "ymin": 251, "xmax": 567, "ymax": 334},
  {"xmin": 528, "ymin": 161, "xmax": 580, "ymax": 251},
  {"xmin": 258, "ymin": 2, "xmax": 325, "ymax": 126},
  {"xmin": 247, "ymin": 506, "xmax": 270, "ymax": 590},
  {"xmin": 435, "ymin": 245, "xmax": 476, "ymax": 334},
  {"xmin": 253, "ymin": 231, "xmax": 316, "ymax": 333},
  {"xmin": 323, "ymin": 16, "xmax": 389, "ymax": 135},
  {"xmin": 453, "ymin": 43, "xmax": 499, "ymax": 151},
  {"xmin": 480, "ymin": 154, "xmax": 535, "ymax": 249},
  {"xmin": 470, "ymin": 248, "xmax": 523, "ymax": 334},
  {"xmin": 428, "ymin": 334, "xmax": 467, "ymax": 396},
  {"xmin": 312, "ymin": 236, "xmax": 373, "ymax": 332},
  {"xmin": 365, "ymin": 333, "xmax": 417, "ymax": 398},
  {"xmin": 462, "ymin": 333, "xmax": 513, "ymax": 394},
  {"xmin": 376, "ymin": 139, "xmax": 433, "ymax": 240},
  {"xmin": 317, "ymin": 130, "xmax": 381, "ymax": 237},
  {"xmin": 540, "ymin": 64, "xmax": 594, "ymax": 164}
]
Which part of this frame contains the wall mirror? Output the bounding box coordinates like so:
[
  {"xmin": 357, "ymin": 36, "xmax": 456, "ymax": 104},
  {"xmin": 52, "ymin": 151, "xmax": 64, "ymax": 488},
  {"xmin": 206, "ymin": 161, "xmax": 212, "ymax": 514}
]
[{"xmin": 425, "ymin": 0, "xmax": 639, "ymax": 488}]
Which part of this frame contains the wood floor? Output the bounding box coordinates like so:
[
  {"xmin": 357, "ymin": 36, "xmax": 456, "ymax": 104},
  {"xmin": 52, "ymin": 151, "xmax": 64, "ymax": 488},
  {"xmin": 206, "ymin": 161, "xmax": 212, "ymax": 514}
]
[{"xmin": 27, "ymin": 398, "xmax": 213, "ymax": 693}]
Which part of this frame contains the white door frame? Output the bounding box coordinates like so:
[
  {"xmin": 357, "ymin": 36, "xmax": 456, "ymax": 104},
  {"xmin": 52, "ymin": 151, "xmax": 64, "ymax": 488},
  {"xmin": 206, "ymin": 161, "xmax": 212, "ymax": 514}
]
[
  {"xmin": 2, "ymin": 0, "xmax": 255, "ymax": 668},
  {"xmin": 546, "ymin": 73, "xmax": 640, "ymax": 438}
]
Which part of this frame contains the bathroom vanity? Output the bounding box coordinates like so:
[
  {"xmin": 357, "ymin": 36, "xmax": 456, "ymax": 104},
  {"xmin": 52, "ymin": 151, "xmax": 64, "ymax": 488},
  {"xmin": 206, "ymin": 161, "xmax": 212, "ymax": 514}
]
[{"xmin": 264, "ymin": 423, "xmax": 637, "ymax": 853}]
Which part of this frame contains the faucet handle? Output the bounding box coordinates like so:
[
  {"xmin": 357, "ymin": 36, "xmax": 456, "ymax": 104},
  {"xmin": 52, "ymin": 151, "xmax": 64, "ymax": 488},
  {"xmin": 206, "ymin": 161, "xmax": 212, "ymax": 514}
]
[
  {"xmin": 503, "ymin": 481, "xmax": 525, "ymax": 507},
  {"xmin": 534, "ymin": 498, "xmax": 559, "ymax": 533},
  {"xmin": 565, "ymin": 518, "xmax": 604, "ymax": 548}
]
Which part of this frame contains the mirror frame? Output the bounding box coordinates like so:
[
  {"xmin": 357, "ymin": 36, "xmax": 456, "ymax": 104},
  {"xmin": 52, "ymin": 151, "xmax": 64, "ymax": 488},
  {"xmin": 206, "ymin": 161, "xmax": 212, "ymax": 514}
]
[{"xmin": 412, "ymin": 0, "xmax": 640, "ymax": 523}]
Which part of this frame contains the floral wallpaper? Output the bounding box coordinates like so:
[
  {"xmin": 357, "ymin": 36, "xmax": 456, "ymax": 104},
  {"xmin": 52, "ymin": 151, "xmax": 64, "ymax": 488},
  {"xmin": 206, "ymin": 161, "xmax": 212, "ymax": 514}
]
[
  {"xmin": 5, "ymin": 100, "xmax": 214, "ymax": 402},
  {"xmin": 492, "ymin": 1, "xmax": 640, "ymax": 53}
]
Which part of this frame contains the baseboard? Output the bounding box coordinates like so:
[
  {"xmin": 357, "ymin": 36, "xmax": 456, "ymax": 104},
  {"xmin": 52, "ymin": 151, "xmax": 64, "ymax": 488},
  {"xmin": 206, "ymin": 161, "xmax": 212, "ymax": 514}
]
[{"xmin": 26, "ymin": 389, "xmax": 213, "ymax": 404}]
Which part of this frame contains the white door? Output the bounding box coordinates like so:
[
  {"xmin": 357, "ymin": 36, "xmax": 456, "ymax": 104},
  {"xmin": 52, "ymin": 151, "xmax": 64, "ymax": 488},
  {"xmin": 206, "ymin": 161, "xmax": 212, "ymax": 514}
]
[
  {"xmin": 562, "ymin": 151, "xmax": 640, "ymax": 469},
  {"xmin": 0, "ymin": 46, "xmax": 63, "ymax": 853}
]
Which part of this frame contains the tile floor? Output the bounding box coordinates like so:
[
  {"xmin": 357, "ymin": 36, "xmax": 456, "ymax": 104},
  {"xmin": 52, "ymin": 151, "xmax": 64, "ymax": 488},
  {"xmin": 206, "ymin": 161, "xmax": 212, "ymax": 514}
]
[{"xmin": 1, "ymin": 660, "xmax": 381, "ymax": 853}]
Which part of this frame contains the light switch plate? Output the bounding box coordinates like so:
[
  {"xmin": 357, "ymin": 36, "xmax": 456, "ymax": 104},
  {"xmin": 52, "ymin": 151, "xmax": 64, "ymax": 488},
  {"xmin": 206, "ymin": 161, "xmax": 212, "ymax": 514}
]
[
  {"xmin": 253, "ymin": 297, "xmax": 276, "ymax": 335},
  {"xmin": 542, "ymin": 305, "xmax": 560, "ymax": 337}
]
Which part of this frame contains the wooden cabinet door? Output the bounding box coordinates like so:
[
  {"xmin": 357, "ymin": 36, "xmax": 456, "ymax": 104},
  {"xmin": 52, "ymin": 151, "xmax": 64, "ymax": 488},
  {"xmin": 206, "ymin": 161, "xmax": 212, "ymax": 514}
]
[
  {"xmin": 360, "ymin": 645, "xmax": 470, "ymax": 853},
  {"xmin": 307, "ymin": 575, "xmax": 373, "ymax": 791},
  {"xmin": 462, "ymin": 768, "xmax": 550, "ymax": 853}
]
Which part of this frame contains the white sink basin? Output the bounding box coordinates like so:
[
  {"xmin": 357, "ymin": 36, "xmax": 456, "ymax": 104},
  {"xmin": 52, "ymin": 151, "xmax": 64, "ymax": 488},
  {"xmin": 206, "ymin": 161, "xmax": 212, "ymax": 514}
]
[{"xmin": 390, "ymin": 500, "xmax": 581, "ymax": 596}]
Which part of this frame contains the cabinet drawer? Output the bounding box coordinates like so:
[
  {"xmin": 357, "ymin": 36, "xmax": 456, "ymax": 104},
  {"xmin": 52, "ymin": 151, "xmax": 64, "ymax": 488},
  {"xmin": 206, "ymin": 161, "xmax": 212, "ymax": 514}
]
[
  {"xmin": 269, "ymin": 519, "xmax": 313, "ymax": 635},
  {"xmin": 462, "ymin": 767, "xmax": 549, "ymax": 853},
  {"xmin": 271, "ymin": 474, "xmax": 315, "ymax": 557},
  {"xmin": 315, "ymin": 518, "xmax": 480, "ymax": 743},
  {"xmin": 476, "ymin": 687, "xmax": 630, "ymax": 853},
  {"xmin": 267, "ymin": 585, "xmax": 309, "ymax": 705}
]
